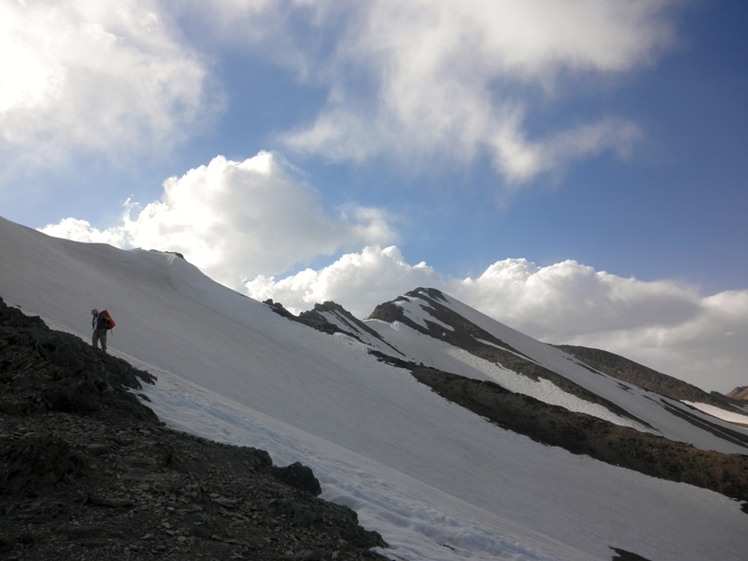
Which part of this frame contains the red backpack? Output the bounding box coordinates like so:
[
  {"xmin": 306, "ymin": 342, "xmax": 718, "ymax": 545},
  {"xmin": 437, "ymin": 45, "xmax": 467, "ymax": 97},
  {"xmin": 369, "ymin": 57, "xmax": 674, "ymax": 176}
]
[{"xmin": 100, "ymin": 310, "xmax": 116, "ymax": 330}]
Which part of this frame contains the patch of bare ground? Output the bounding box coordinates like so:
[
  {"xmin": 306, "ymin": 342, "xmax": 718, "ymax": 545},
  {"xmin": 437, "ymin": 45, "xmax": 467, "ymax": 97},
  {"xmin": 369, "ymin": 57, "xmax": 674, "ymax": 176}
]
[
  {"xmin": 610, "ymin": 547, "xmax": 653, "ymax": 561},
  {"xmin": 727, "ymin": 386, "xmax": 748, "ymax": 402}
]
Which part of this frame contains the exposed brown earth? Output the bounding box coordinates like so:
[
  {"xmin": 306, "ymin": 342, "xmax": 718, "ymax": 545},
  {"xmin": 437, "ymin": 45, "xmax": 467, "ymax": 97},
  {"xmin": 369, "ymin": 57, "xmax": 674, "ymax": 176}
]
[
  {"xmin": 727, "ymin": 386, "xmax": 748, "ymax": 403},
  {"xmin": 0, "ymin": 297, "xmax": 387, "ymax": 561}
]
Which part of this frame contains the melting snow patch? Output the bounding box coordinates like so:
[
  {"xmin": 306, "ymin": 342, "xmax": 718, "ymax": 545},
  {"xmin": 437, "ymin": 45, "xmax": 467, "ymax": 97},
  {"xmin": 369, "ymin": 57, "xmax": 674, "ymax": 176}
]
[
  {"xmin": 445, "ymin": 348, "xmax": 645, "ymax": 430},
  {"xmin": 682, "ymin": 402, "xmax": 748, "ymax": 426}
]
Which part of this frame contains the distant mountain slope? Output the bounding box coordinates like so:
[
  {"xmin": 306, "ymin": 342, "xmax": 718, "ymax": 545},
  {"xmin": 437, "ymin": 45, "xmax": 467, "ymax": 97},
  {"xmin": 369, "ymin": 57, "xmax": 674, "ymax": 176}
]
[
  {"xmin": 365, "ymin": 289, "xmax": 644, "ymax": 424},
  {"xmin": 360, "ymin": 288, "xmax": 748, "ymax": 453},
  {"xmin": 405, "ymin": 363, "xmax": 748, "ymax": 507},
  {"xmin": 274, "ymin": 289, "xmax": 748, "ymax": 503},
  {"xmin": 285, "ymin": 286, "xmax": 748, "ymax": 455},
  {"xmin": 728, "ymin": 386, "xmax": 748, "ymax": 402},
  {"xmin": 555, "ymin": 344, "xmax": 742, "ymax": 411}
]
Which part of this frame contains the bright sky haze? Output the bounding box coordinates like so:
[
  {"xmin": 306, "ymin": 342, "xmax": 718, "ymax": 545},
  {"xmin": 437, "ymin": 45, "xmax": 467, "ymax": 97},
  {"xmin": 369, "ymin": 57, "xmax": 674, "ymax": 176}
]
[{"xmin": 1, "ymin": 0, "xmax": 747, "ymax": 392}]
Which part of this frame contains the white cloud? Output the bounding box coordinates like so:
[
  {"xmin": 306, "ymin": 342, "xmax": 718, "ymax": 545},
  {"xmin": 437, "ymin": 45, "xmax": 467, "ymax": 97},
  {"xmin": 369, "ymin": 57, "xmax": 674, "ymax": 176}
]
[
  {"xmin": 245, "ymin": 245, "xmax": 440, "ymax": 315},
  {"xmin": 0, "ymin": 0, "xmax": 213, "ymax": 165},
  {"xmin": 198, "ymin": 0, "xmax": 675, "ymax": 182},
  {"xmin": 38, "ymin": 217, "xmax": 127, "ymax": 247},
  {"xmin": 562, "ymin": 290, "xmax": 748, "ymax": 395},
  {"xmin": 249, "ymin": 252, "xmax": 748, "ymax": 393},
  {"xmin": 451, "ymin": 259, "xmax": 703, "ymax": 339},
  {"xmin": 40, "ymin": 151, "xmax": 395, "ymax": 289},
  {"xmin": 454, "ymin": 261, "xmax": 748, "ymax": 393},
  {"xmin": 2, "ymin": 0, "xmax": 677, "ymax": 182}
]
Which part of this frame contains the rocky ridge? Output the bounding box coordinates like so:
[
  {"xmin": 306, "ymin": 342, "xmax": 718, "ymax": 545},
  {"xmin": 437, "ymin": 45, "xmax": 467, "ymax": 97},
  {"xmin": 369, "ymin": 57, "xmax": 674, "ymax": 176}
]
[
  {"xmin": 727, "ymin": 387, "xmax": 748, "ymax": 403},
  {"xmin": 0, "ymin": 297, "xmax": 387, "ymax": 561}
]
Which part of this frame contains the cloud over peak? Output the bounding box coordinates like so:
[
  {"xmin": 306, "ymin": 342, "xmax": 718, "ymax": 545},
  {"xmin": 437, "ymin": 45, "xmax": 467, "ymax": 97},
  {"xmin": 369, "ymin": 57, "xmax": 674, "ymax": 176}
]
[
  {"xmin": 247, "ymin": 250, "xmax": 748, "ymax": 393},
  {"xmin": 246, "ymin": 245, "xmax": 440, "ymax": 314}
]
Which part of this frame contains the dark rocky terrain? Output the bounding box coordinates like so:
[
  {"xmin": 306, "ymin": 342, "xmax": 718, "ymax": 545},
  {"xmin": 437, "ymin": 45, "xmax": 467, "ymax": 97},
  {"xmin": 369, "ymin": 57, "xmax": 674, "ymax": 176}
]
[{"xmin": 0, "ymin": 297, "xmax": 387, "ymax": 561}]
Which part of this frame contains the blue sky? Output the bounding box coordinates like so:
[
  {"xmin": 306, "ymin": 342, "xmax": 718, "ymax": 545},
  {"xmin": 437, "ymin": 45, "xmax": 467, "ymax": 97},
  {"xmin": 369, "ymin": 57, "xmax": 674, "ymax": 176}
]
[{"xmin": 1, "ymin": 0, "xmax": 747, "ymax": 391}]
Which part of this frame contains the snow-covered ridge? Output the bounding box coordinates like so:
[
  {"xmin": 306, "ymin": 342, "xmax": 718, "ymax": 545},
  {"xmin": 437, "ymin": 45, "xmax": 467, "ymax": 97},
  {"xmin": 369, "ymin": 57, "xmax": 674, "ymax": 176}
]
[{"xmin": 364, "ymin": 288, "xmax": 748, "ymax": 454}]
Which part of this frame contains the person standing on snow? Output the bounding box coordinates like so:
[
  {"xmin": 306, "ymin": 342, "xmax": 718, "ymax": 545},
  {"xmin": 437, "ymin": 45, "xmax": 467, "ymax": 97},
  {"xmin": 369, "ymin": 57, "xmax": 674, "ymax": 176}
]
[{"xmin": 91, "ymin": 308, "xmax": 108, "ymax": 353}]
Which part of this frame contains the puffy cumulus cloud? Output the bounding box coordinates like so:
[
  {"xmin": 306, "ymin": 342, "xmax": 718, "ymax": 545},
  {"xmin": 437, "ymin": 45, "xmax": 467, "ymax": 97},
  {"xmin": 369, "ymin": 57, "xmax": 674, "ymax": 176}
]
[
  {"xmin": 196, "ymin": 0, "xmax": 675, "ymax": 182},
  {"xmin": 38, "ymin": 217, "xmax": 128, "ymax": 247},
  {"xmin": 450, "ymin": 259, "xmax": 702, "ymax": 339},
  {"xmin": 40, "ymin": 151, "xmax": 395, "ymax": 288},
  {"xmin": 249, "ymin": 254, "xmax": 748, "ymax": 393},
  {"xmin": 0, "ymin": 0, "xmax": 212, "ymax": 166},
  {"xmin": 560, "ymin": 290, "xmax": 748, "ymax": 394},
  {"xmin": 245, "ymin": 245, "xmax": 441, "ymax": 316}
]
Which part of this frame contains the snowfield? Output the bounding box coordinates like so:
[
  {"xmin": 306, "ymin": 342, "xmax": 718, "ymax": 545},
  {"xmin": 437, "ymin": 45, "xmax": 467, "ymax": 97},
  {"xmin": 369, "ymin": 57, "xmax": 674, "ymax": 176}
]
[
  {"xmin": 684, "ymin": 401, "xmax": 748, "ymax": 426},
  {"xmin": 2, "ymin": 216, "xmax": 748, "ymax": 561}
]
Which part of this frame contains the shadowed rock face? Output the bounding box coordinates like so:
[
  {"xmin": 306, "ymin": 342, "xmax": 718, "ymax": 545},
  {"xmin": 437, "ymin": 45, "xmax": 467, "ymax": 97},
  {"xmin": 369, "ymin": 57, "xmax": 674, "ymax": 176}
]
[
  {"xmin": 0, "ymin": 297, "xmax": 387, "ymax": 561},
  {"xmin": 610, "ymin": 547, "xmax": 654, "ymax": 561}
]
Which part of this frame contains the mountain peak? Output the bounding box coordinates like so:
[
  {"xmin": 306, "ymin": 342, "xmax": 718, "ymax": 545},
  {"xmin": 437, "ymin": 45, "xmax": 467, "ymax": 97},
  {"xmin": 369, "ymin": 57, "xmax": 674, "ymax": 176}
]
[{"xmin": 727, "ymin": 386, "xmax": 748, "ymax": 402}]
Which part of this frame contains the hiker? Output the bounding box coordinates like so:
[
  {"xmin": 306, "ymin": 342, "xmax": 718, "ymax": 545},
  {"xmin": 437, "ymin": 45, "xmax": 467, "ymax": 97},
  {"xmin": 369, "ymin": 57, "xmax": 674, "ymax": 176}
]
[{"xmin": 91, "ymin": 308, "xmax": 110, "ymax": 353}]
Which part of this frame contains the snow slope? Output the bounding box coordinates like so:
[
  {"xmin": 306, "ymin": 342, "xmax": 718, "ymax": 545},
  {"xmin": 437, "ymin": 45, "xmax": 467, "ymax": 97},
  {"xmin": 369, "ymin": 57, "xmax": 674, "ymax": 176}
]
[{"xmin": 2, "ymin": 216, "xmax": 748, "ymax": 561}]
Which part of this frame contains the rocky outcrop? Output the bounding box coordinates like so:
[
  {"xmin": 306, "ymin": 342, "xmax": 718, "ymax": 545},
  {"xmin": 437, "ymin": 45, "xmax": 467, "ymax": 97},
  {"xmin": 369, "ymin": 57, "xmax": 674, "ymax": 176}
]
[
  {"xmin": 727, "ymin": 386, "xmax": 748, "ymax": 402},
  {"xmin": 0, "ymin": 297, "xmax": 157, "ymax": 421},
  {"xmin": 0, "ymin": 297, "xmax": 387, "ymax": 560},
  {"xmin": 267, "ymin": 300, "xmax": 403, "ymax": 356}
]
